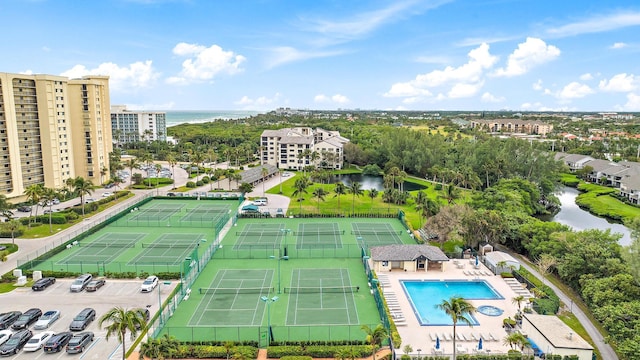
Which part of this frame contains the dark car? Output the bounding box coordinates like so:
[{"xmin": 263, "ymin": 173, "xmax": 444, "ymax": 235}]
[
  {"xmin": 134, "ymin": 308, "xmax": 150, "ymax": 330},
  {"xmin": 65, "ymin": 331, "xmax": 94, "ymax": 354},
  {"xmin": 85, "ymin": 278, "xmax": 106, "ymax": 292},
  {"xmin": 0, "ymin": 329, "xmax": 32, "ymax": 356},
  {"xmin": 0, "ymin": 312, "xmax": 21, "ymax": 330},
  {"xmin": 16, "ymin": 205, "xmax": 31, "ymax": 212},
  {"xmin": 11, "ymin": 308, "xmax": 42, "ymax": 330},
  {"xmin": 43, "ymin": 332, "xmax": 73, "ymax": 353},
  {"xmin": 31, "ymin": 277, "xmax": 56, "ymax": 291},
  {"xmin": 69, "ymin": 308, "xmax": 95, "ymax": 331}
]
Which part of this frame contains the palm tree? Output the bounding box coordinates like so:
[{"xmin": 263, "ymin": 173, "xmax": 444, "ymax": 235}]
[
  {"xmin": 166, "ymin": 154, "xmax": 177, "ymax": 189},
  {"xmin": 367, "ymin": 189, "xmax": 379, "ymax": 209},
  {"xmin": 503, "ymin": 332, "xmax": 531, "ymax": 352},
  {"xmin": 292, "ymin": 176, "xmax": 311, "ymax": 214},
  {"xmin": 99, "ymin": 307, "xmax": 148, "ymax": 360},
  {"xmin": 334, "ymin": 182, "xmax": 347, "ymax": 213},
  {"xmin": 0, "ymin": 194, "xmax": 13, "ymax": 222},
  {"xmin": 24, "ymin": 184, "xmax": 44, "ymax": 227},
  {"xmin": 348, "ymin": 181, "xmax": 363, "ymax": 214},
  {"xmin": 40, "ymin": 187, "xmax": 58, "ymax": 233},
  {"xmin": 441, "ymin": 183, "xmax": 460, "ymax": 205},
  {"xmin": 73, "ymin": 177, "xmax": 94, "ymax": 216},
  {"xmin": 214, "ymin": 168, "xmax": 226, "ymax": 190},
  {"xmin": 223, "ymin": 341, "xmax": 236, "ymax": 360},
  {"xmin": 139, "ymin": 338, "xmax": 162, "ymax": 360},
  {"xmin": 415, "ymin": 197, "xmax": 439, "ymax": 228},
  {"xmin": 361, "ymin": 324, "xmax": 388, "ymax": 360},
  {"xmin": 126, "ymin": 158, "xmax": 139, "ymax": 187},
  {"xmin": 261, "ymin": 166, "xmax": 269, "ymax": 196},
  {"xmin": 154, "ymin": 163, "xmax": 163, "ymax": 193},
  {"xmin": 437, "ymin": 297, "xmax": 476, "ymax": 360},
  {"xmin": 312, "ymin": 187, "xmax": 328, "ymax": 213},
  {"xmin": 3, "ymin": 220, "xmax": 22, "ymax": 245},
  {"xmin": 512, "ymin": 295, "xmax": 525, "ymax": 313}
]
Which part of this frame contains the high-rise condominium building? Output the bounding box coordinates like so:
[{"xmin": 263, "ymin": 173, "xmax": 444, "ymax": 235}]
[
  {"xmin": 110, "ymin": 105, "xmax": 167, "ymax": 145},
  {"xmin": 0, "ymin": 72, "xmax": 111, "ymax": 199}
]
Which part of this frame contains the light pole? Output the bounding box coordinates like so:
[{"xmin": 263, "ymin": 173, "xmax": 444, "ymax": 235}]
[
  {"xmin": 158, "ymin": 281, "xmax": 172, "ymax": 325},
  {"xmin": 279, "ymin": 228, "xmax": 291, "ymax": 255},
  {"xmin": 417, "ymin": 348, "xmax": 421, "ymax": 359},
  {"xmin": 260, "ymin": 295, "xmax": 279, "ymax": 343},
  {"xmin": 269, "ymin": 255, "xmax": 289, "ymax": 293}
]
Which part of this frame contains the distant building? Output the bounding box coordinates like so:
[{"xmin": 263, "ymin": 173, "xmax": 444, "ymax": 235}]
[
  {"xmin": 110, "ymin": 105, "xmax": 166, "ymax": 145},
  {"xmin": 469, "ymin": 119, "xmax": 553, "ymax": 136},
  {"xmin": 522, "ymin": 314, "xmax": 593, "ymax": 360},
  {"xmin": 260, "ymin": 127, "xmax": 349, "ymax": 170},
  {"xmin": 0, "ymin": 72, "xmax": 111, "ymax": 198}
]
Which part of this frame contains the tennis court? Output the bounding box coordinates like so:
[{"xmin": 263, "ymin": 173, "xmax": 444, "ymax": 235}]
[
  {"xmin": 352, "ymin": 222, "xmax": 404, "ymax": 246},
  {"xmin": 285, "ymin": 268, "xmax": 359, "ymax": 325},
  {"xmin": 295, "ymin": 222, "xmax": 343, "ymax": 249},
  {"xmin": 189, "ymin": 269, "xmax": 274, "ymax": 326},
  {"xmin": 233, "ymin": 223, "xmax": 286, "ymax": 250},
  {"xmin": 27, "ymin": 199, "xmax": 237, "ymax": 274}
]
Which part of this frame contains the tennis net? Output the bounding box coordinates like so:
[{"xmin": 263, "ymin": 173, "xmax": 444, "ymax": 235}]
[
  {"xmin": 199, "ymin": 287, "xmax": 273, "ymax": 295},
  {"xmin": 78, "ymin": 242, "xmax": 135, "ymax": 248},
  {"xmin": 284, "ymin": 286, "xmax": 360, "ymax": 294},
  {"xmin": 136, "ymin": 208, "xmax": 180, "ymax": 213},
  {"xmin": 296, "ymin": 230, "xmax": 344, "ymax": 236},
  {"xmin": 188, "ymin": 208, "xmax": 228, "ymax": 213},
  {"xmin": 351, "ymin": 230, "xmax": 403, "ymax": 235},
  {"xmin": 141, "ymin": 243, "xmax": 196, "ymax": 248},
  {"xmin": 236, "ymin": 231, "xmax": 284, "ymax": 237}
]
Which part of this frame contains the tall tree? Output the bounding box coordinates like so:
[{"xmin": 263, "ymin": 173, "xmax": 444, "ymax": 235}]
[
  {"xmin": 312, "ymin": 187, "xmax": 328, "ymax": 213},
  {"xmin": 73, "ymin": 177, "xmax": 94, "ymax": 216},
  {"xmin": 261, "ymin": 166, "xmax": 269, "ymax": 197},
  {"xmin": 126, "ymin": 158, "xmax": 139, "ymax": 187},
  {"xmin": 334, "ymin": 182, "xmax": 347, "ymax": 213},
  {"xmin": 292, "ymin": 176, "xmax": 311, "ymax": 214},
  {"xmin": 40, "ymin": 187, "xmax": 58, "ymax": 233},
  {"xmin": 438, "ymin": 297, "xmax": 476, "ymax": 360},
  {"xmin": 3, "ymin": 220, "xmax": 22, "ymax": 245},
  {"xmin": 0, "ymin": 194, "xmax": 13, "ymax": 222},
  {"xmin": 98, "ymin": 307, "xmax": 148, "ymax": 360},
  {"xmin": 166, "ymin": 154, "xmax": 178, "ymax": 190},
  {"xmin": 360, "ymin": 324, "xmax": 388, "ymax": 360},
  {"xmin": 367, "ymin": 189, "xmax": 379, "ymax": 209},
  {"xmin": 24, "ymin": 184, "xmax": 44, "ymax": 227},
  {"xmin": 348, "ymin": 182, "xmax": 363, "ymax": 214}
]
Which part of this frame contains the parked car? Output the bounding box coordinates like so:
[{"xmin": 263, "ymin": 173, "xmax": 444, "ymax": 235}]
[
  {"xmin": 85, "ymin": 278, "xmax": 106, "ymax": 292},
  {"xmin": 0, "ymin": 329, "xmax": 32, "ymax": 356},
  {"xmin": 65, "ymin": 331, "xmax": 94, "ymax": 354},
  {"xmin": 140, "ymin": 275, "xmax": 159, "ymax": 293},
  {"xmin": 0, "ymin": 331, "xmax": 12, "ymax": 346},
  {"xmin": 23, "ymin": 331, "xmax": 55, "ymax": 352},
  {"xmin": 31, "ymin": 277, "xmax": 56, "ymax": 291},
  {"xmin": 16, "ymin": 205, "xmax": 31, "ymax": 212},
  {"xmin": 33, "ymin": 310, "xmax": 60, "ymax": 330},
  {"xmin": 11, "ymin": 308, "xmax": 42, "ymax": 330},
  {"xmin": 0, "ymin": 311, "xmax": 22, "ymax": 330},
  {"xmin": 102, "ymin": 192, "xmax": 113, "ymax": 197},
  {"xmin": 69, "ymin": 274, "xmax": 93, "ymax": 292},
  {"xmin": 43, "ymin": 332, "xmax": 73, "ymax": 353},
  {"xmin": 69, "ymin": 308, "xmax": 95, "ymax": 331},
  {"xmin": 83, "ymin": 198, "xmax": 96, "ymax": 204}
]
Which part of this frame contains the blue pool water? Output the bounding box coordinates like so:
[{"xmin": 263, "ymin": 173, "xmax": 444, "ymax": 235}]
[{"xmin": 401, "ymin": 280, "xmax": 504, "ymax": 326}]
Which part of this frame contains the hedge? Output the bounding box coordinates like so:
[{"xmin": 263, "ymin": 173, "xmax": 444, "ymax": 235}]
[{"xmin": 267, "ymin": 345, "xmax": 371, "ymax": 358}]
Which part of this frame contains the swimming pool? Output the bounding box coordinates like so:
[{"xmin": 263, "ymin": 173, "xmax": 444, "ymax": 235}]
[{"xmin": 401, "ymin": 280, "xmax": 504, "ymax": 326}]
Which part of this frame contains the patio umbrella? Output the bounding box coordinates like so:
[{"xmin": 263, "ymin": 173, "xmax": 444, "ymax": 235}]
[
  {"xmin": 478, "ymin": 337, "xmax": 483, "ymax": 350},
  {"xmin": 475, "ymin": 256, "xmax": 479, "ymax": 267},
  {"xmin": 435, "ymin": 336, "xmax": 440, "ymax": 349}
]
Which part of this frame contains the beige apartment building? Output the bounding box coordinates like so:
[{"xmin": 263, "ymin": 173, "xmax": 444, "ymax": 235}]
[
  {"xmin": 469, "ymin": 119, "xmax": 553, "ymax": 136},
  {"xmin": 0, "ymin": 72, "xmax": 111, "ymax": 199}
]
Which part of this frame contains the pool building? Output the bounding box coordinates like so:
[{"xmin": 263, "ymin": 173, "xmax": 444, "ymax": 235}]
[
  {"xmin": 522, "ymin": 314, "xmax": 593, "ymax": 360},
  {"xmin": 370, "ymin": 244, "xmax": 449, "ymax": 272}
]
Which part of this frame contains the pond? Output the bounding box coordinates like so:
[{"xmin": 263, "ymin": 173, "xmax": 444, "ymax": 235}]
[
  {"xmin": 551, "ymin": 186, "xmax": 632, "ymax": 246},
  {"xmin": 328, "ymin": 174, "xmax": 427, "ymax": 192}
]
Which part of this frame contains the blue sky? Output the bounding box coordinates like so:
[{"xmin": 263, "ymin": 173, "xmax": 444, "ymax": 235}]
[{"xmin": 3, "ymin": 0, "xmax": 640, "ymax": 111}]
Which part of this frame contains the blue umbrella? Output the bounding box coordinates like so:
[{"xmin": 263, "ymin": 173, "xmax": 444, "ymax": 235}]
[
  {"xmin": 475, "ymin": 256, "xmax": 479, "ymax": 266},
  {"xmin": 478, "ymin": 337, "xmax": 483, "ymax": 350},
  {"xmin": 435, "ymin": 336, "xmax": 440, "ymax": 349}
]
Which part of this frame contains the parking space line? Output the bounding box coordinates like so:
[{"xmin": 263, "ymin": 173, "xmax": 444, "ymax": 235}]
[{"xmin": 79, "ymin": 337, "xmax": 101, "ymax": 359}]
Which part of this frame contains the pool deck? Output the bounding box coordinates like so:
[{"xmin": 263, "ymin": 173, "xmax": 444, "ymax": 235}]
[{"xmin": 378, "ymin": 260, "xmax": 524, "ymax": 356}]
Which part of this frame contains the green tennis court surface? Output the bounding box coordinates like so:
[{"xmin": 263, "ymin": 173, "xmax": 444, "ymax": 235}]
[
  {"xmin": 27, "ymin": 199, "xmax": 237, "ymax": 274},
  {"xmin": 159, "ymin": 216, "xmax": 415, "ymax": 343}
]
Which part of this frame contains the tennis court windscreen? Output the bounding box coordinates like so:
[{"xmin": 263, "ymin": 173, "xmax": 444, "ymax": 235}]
[
  {"xmin": 198, "ymin": 287, "xmax": 273, "ymax": 294},
  {"xmin": 283, "ymin": 286, "xmax": 360, "ymax": 294}
]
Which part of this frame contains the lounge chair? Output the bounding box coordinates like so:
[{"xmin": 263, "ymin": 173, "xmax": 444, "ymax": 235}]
[
  {"xmin": 456, "ymin": 332, "xmax": 466, "ymax": 341},
  {"xmin": 456, "ymin": 344, "xmax": 468, "ymax": 354},
  {"xmin": 463, "ymin": 270, "xmax": 471, "ymax": 276},
  {"xmin": 489, "ymin": 333, "xmax": 499, "ymax": 341},
  {"xmin": 429, "ymin": 333, "xmax": 438, "ymax": 341},
  {"xmin": 432, "ymin": 346, "xmax": 444, "ymax": 355},
  {"xmin": 443, "ymin": 333, "xmax": 452, "ymax": 341},
  {"xmin": 469, "ymin": 333, "xmax": 479, "ymax": 341}
]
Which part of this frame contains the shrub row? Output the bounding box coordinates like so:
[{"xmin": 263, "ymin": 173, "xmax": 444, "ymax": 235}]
[
  {"xmin": 172, "ymin": 345, "xmax": 257, "ymax": 359},
  {"xmin": 267, "ymin": 345, "xmax": 371, "ymax": 358}
]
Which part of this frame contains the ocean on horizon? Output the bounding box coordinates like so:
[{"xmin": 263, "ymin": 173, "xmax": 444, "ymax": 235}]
[{"xmin": 166, "ymin": 110, "xmax": 263, "ymax": 127}]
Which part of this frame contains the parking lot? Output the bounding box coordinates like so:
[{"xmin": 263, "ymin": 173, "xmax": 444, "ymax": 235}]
[{"xmin": 2, "ymin": 278, "xmax": 177, "ymax": 359}]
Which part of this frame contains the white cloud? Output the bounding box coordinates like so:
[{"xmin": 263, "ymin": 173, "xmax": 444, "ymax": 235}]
[
  {"xmin": 579, "ymin": 73, "xmax": 594, "ymax": 81},
  {"xmin": 168, "ymin": 42, "xmax": 245, "ymax": 84},
  {"xmin": 264, "ymin": 46, "xmax": 345, "ymax": 69},
  {"xmin": 532, "ymin": 79, "xmax": 543, "ymax": 90},
  {"xmin": 610, "ymin": 42, "xmax": 628, "ymax": 49},
  {"xmin": 493, "ymin": 37, "xmax": 560, "ymax": 77},
  {"xmin": 314, "ymin": 93, "xmax": 351, "ymax": 104},
  {"xmin": 547, "ymin": 11, "xmax": 640, "ymax": 37},
  {"xmin": 455, "ymin": 35, "xmax": 520, "ymax": 47},
  {"xmin": 556, "ymin": 82, "xmax": 594, "ymax": 99},
  {"xmin": 233, "ymin": 93, "xmax": 283, "ymax": 110},
  {"xmin": 622, "ymin": 93, "xmax": 640, "ymax": 110},
  {"xmin": 598, "ymin": 73, "xmax": 637, "ymax": 92},
  {"xmin": 481, "ymin": 92, "xmax": 505, "ymax": 103},
  {"xmin": 20, "ymin": 70, "xmax": 34, "ymax": 75},
  {"xmin": 385, "ymin": 43, "xmax": 497, "ymax": 101},
  {"xmin": 60, "ymin": 61, "xmax": 159, "ymax": 91},
  {"xmin": 521, "ymin": 102, "xmax": 575, "ymax": 111}
]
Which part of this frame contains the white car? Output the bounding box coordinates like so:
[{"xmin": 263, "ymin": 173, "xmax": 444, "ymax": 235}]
[
  {"xmin": 23, "ymin": 331, "xmax": 55, "ymax": 352},
  {"xmin": 34, "ymin": 310, "xmax": 60, "ymax": 330},
  {"xmin": 140, "ymin": 276, "xmax": 159, "ymax": 293},
  {"xmin": 102, "ymin": 192, "xmax": 113, "ymax": 197},
  {"xmin": 0, "ymin": 330, "xmax": 12, "ymax": 346}
]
